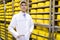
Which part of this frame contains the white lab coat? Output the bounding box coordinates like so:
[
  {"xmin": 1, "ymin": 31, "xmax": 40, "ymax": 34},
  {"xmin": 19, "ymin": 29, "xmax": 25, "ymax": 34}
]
[{"xmin": 8, "ymin": 11, "xmax": 34, "ymax": 40}]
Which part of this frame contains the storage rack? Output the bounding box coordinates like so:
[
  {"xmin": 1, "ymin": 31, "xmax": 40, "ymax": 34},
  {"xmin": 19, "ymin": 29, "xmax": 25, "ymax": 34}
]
[
  {"xmin": 2, "ymin": 0, "xmax": 14, "ymax": 40},
  {"xmin": 0, "ymin": 0, "xmax": 6, "ymax": 40},
  {"xmin": 29, "ymin": 0, "xmax": 52, "ymax": 40},
  {"xmin": 52, "ymin": 0, "xmax": 60, "ymax": 40},
  {"xmin": 0, "ymin": 0, "xmax": 15, "ymax": 40},
  {"xmin": 3, "ymin": 0, "xmax": 8, "ymax": 40},
  {"xmin": 0, "ymin": 0, "xmax": 23, "ymax": 40}
]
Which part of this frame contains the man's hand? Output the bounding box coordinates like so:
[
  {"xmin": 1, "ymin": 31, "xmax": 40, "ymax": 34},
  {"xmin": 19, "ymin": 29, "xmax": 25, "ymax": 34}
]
[{"xmin": 17, "ymin": 35, "xmax": 24, "ymax": 38}]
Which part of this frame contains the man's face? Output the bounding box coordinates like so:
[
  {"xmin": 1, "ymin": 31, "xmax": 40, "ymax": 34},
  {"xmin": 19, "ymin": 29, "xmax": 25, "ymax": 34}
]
[{"xmin": 20, "ymin": 3, "xmax": 27, "ymax": 12}]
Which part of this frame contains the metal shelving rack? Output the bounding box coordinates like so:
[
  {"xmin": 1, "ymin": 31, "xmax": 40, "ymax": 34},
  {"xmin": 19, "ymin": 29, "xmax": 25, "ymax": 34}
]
[
  {"xmin": 2, "ymin": 0, "xmax": 8, "ymax": 40},
  {"xmin": 0, "ymin": 0, "xmax": 15, "ymax": 40},
  {"xmin": 52, "ymin": 0, "xmax": 55, "ymax": 40},
  {"xmin": 52, "ymin": 0, "xmax": 60, "ymax": 40},
  {"xmin": 29, "ymin": 0, "xmax": 52, "ymax": 40},
  {"xmin": 2, "ymin": 0, "xmax": 12, "ymax": 40},
  {"xmin": 0, "ymin": 0, "xmax": 2, "ymax": 37},
  {"xmin": 0, "ymin": 0, "xmax": 24, "ymax": 40}
]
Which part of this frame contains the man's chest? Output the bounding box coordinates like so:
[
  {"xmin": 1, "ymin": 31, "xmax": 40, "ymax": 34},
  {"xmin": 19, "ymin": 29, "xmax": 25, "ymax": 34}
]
[{"xmin": 16, "ymin": 15, "xmax": 30, "ymax": 23}]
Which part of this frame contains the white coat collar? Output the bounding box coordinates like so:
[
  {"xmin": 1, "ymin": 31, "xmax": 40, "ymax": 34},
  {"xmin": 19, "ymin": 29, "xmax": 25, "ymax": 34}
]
[{"xmin": 19, "ymin": 11, "xmax": 26, "ymax": 15}]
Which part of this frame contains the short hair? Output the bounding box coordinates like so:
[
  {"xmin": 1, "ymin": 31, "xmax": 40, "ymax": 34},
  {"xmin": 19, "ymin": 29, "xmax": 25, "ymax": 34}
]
[{"xmin": 20, "ymin": 1, "xmax": 27, "ymax": 5}]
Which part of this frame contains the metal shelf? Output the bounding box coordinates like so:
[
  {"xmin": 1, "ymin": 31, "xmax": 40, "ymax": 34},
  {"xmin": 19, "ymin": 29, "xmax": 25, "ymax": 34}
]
[
  {"xmin": 33, "ymin": 18, "xmax": 50, "ymax": 20},
  {"xmin": 0, "ymin": 29, "xmax": 5, "ymax": 30},
  {"xmin": 55, "ymin": 19, "xmax": 60, "ymax": 21},
  {"xmin": 30, "ymin": 12, "xmax": 50, "ymax": 14},
  {"xmin": 2, "ymin": 33, "xmax": 5, "ymax": 35},
  {"xmin": 55, "ymin": 12, "xmax": 60, "ymax": 14},
  {"xmin": 29, "ymin": 0, "xmax": 45, "ymax": 4},
  {"xmin": 6, "ymin": 11, "xmax": 12, "ymax": 12},
  {"xmin": 5, "ymin": 18, "xmax": 12, "ymax": 19},
  {"xmin": 6, "ymin": 21, "xmax": 10, "ymax": 23},
  {"xmin": 54, "ymin": 26, "xmax": 60, "ymax": 29},
  {"xmin": 57, "ymin": 28, "xmax": 60, "ymax": 31},
  {"xmin": 14, "ymin": 6, "xmax": 20, "ymax": 7},
  {"xmin": 54, "ymin": 26, "xmax": 60, "ymax": 31},
  {"xmin": 0, "ymin": 20, "xmax": 5, "ymax": 22},
  {"xmin": 35, "ymin": 23, "xmax": 50, "ymax": 28},
  {"xmin": 6, "ymin": 20, "xmax": 10, "ymax": 22},
  {"xmin": 6, "ymin": 4, "xmax": 12, "ymax": 6},
  {"xmin": 0, "ymin": 16, "xmax": 9, "ymax": 18},
  {"xmin": 32, "ymin": 33, "xmax": 49, "ymax": 39},
  {"xmin": 30, "ymin": 6, "xmax": 50, "ymax": 9},
  {"xmin": 14, "ymin": 1, "xmax": 20, "ymax": 3},
  {"xmin": 0, "ymin": 12, "xmax": 4, "ymax": 13},
  {"xmin": 56, "ymin": 0, "xmax": 58, "ymax": 1},
  {"xmin": 54, "ymin": 5, "xmax": 60, "ymax": 8},
  {"xmin": 35, "ymin": 24, "xmax": 60, "ymax": 31},
  {"xmin": 7, "ymin": 36, "xmax": 12, "ymax": 38},
  {"xmin": 0, "ymin": 25, "xmax": 4, "ymax": 26},
  {"xmin": 14, "ymin": 10, "xmax": 20, "ymax": 11},
  {"xmin": 6, "ymin": 14, "xmax": 13, "ymax": 16},
  {"xmin": 6, "ymin": 8, "xmax": 12, "ymax": 9},
  {"xmin": 0, "ymin": 14, "xmax": 4, "ymax": 16},
  {"xmin": 0, "ymin": 9, "xmax": 4, "ymax": 10}
]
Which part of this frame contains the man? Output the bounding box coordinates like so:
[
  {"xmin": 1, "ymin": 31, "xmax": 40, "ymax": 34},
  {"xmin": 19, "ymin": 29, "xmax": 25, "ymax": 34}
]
[{"xmin": 8, "ymin": 1, "xmax": 34, "ymax": 40}]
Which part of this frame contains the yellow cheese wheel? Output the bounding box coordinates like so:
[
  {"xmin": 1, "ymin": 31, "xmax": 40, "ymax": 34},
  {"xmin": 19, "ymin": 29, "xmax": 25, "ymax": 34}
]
[
  {"xmin": 58, "ymin": 8, "xmax": 60, "ymax": 12},
  {"xmin": 37, "ymin": 36, "xmax": 44, "ymax": 40},
  {"xmin": 31, "ymin": 35, "xmax": 36, "ymax": 39},
  {"xmin": 31, "ymin": 15, "xmax": 36, "ymax": 18},
  {"xmin": 15, "ymin": 0, "xmax": 20, "ymax": 2},
  {"xmin": 58, "ymin": 1, "xmax": 60, "ymax": 5},
  {"xmin": 39, "ymin": 30, "xmax": 46, "ymax": 36},
  {"xmin": 45, "ymin": 1, "xmax": 50, "ymax": 6},
  {"xmin": 44, "ymin": 14, "xmax": 50, "ymax": 19},
  {"xmin": 14, "ymin": 3, "xmax": 20, "ymax": 6},
  {"xmin": 57, "ymin": 22, "xmax": 60, "ymax": 26},
  {"xmin": 36, "ymin": 26, "xmax": 42, "ymax": 30},
  {"xmin": 44, "ymin": 8, "xmax": 50, "ymax": 12},
  {"xmin": 38, "ymin": 2, "xmax": 44, "ymax": 7},
  {"xmin": 37, "ymin": 15, "xmax": 43, "ymax": 18},
  {"xmin": 57, "ymin": 15, "xmax": 60, "ymax": 20},
  {"xmin": 30, "ymin": 9, "xmax": 37, "ymax": 13},
  {"xmin": 56, "ymin": 33, "xmax": 60, "ymax": 40},
  {"xmin": 37, "ymin": 20, "xmax": 44, "ymax": 24},
  {"xmin": 37, "ymin": 9, "xmax": 44, "ymax": 13},
  {"xmin": 32, "ymin": 4, "xmax": 37, "ymax": 8},
  {"xmin": 44, "ymin": 20, "xmax": 49, "ymax": 25},
  {"xmin": 31, "ymin": 0, "xmax": 38, "ymax": 2}
]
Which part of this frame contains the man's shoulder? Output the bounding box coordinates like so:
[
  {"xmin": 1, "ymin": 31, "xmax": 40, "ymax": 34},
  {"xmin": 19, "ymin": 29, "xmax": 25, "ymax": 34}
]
[{"xmin": 13, "ymin": 14, "xmax": 19, "ymax": 18}]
